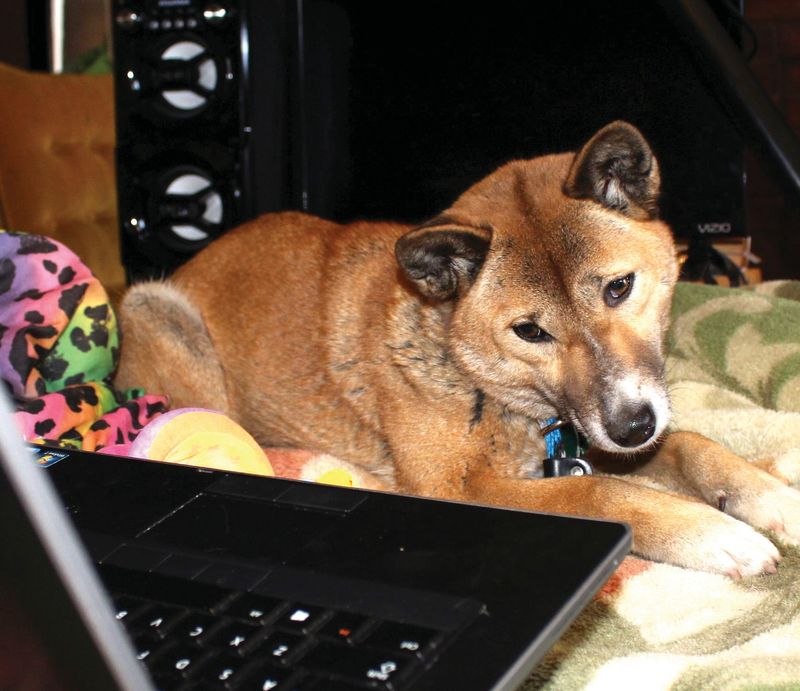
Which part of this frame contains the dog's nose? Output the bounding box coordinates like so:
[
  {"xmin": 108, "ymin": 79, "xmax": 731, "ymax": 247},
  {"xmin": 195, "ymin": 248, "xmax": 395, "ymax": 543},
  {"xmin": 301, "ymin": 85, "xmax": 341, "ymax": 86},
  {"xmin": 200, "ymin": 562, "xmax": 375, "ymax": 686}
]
[{"xmin": 610, "ymin": 403, "xmax": 656, "ymax": 448}]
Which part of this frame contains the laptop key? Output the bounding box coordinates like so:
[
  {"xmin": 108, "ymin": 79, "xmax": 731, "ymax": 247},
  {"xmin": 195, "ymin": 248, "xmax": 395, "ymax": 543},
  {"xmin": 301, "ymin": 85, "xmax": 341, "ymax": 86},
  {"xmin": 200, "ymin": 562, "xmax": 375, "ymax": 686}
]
[
  {"xmin": 225, "ymin": 593, "xmax": 286, "ymax": 625},
  {"xmin": 100, "ymin": 564, "xmax": 236, "ymax": 612},
  {"xmin": 133, "ymin": 603, "xmax": 188, "ymax": 639},
  {"xmin": 112, "ymin": 594, "xmax": 149, "ymax": 624},
  {"xmin": 147, "ymin": 575, "xmax": 235, "ymax": 613},
  {"xmin": 273, "ymin": 604, "xmax": 329, "ymax": 635},
  {"xmin": 172, "ymin": 612, "xmax": 221, "ymax": 644},
  {"xmin": 153, "ymin": 552, "xmax": 211, "ymax": 581},
  {"xmin": 292, "ymin": 676, "xmax": 372, "ymax": 691},
  {"xmin": 316, "ymin": 612, "xmax": 371, "ymax": 644},
  {"xmin": 235, "ymin": 662, "xmax": 297, "ymax": 691},
  {"xmin": 131, "ymin": 631, "xmax": 171, "ymax": 664},
  {"xmin": 253, "ymin": 631, "xmax": 309, "ymax": 666},
  {"xmin": 104, "ymin": 543, "xmax": 170, "ymax": 572},
  {"xmin": 148, "ymin": 642, "xmax": 215, "ymax": 685},
  {"xmin": 363, "ymin": 622, "xmax": 441, "ymax": 658},
  {"xmin": 193, "ymin": 652, "xmax": 251, "ymax": 689},
  {"xmin": 300, "ymin": 641, "xmax": 418, "ymax": 689},
  {"xmin": 202, "ymin": 620, "xmax": 268, "ymax": 656}
]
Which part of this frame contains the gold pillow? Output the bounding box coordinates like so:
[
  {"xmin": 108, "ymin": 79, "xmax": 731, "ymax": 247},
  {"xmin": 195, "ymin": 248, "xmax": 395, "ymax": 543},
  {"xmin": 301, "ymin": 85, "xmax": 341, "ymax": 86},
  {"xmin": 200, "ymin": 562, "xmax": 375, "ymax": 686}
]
[{"xmin": 0, "ymin": 62, "xmax": 125, "ymax": 298}]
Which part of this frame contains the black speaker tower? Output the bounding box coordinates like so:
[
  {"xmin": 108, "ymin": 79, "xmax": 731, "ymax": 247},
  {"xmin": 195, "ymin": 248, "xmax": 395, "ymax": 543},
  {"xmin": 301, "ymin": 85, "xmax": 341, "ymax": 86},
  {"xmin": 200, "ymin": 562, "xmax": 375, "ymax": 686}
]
[{"xmin": 112, "ymin": 0, "xmax": 290, "ymax": 282}]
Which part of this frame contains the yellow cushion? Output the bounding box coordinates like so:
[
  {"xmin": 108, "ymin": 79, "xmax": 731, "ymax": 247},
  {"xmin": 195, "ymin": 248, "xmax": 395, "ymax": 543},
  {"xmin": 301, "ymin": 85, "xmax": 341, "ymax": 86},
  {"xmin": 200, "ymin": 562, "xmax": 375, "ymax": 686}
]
[{"xmin": 0, "ymin": 62, "xmax": 125, "ymax": 298}]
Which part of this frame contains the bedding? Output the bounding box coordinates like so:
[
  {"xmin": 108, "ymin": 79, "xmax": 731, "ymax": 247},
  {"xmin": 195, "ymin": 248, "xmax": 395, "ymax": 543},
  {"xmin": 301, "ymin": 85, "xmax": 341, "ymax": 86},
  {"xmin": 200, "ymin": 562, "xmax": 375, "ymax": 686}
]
[{"xmin": 6, "ymin": 229, "xmax": 800, "ymax": 689}]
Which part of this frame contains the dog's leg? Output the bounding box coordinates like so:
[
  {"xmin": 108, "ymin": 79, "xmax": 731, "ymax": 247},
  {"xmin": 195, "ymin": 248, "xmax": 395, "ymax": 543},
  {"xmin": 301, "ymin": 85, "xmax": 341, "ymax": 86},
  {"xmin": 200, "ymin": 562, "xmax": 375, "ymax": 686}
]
[
  {"xmin": 115, "ymin": 282, "xmax": 231, "ymax": 413},
  {"xmin": 628, "ymin": 431, "xmax": 800, "ymax": 549},
  {"xmin": 459, "ymin": 465, "xmax": 780, "ymax": 578},
  {"xmin": 381, "ymin": 396, "xmax": 780, "ymax": 576}
]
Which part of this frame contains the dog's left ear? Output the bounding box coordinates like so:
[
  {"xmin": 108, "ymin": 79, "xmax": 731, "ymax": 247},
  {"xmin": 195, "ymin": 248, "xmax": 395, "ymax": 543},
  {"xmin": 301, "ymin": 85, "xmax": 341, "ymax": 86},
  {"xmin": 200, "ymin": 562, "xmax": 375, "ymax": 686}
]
[
  {"xmin": 564, "ymin": 120, "xmax": 660, "ymax": 220},
  {"xmin": 396, "ymin": 218, "xmax": 491, "ymax": 300}
]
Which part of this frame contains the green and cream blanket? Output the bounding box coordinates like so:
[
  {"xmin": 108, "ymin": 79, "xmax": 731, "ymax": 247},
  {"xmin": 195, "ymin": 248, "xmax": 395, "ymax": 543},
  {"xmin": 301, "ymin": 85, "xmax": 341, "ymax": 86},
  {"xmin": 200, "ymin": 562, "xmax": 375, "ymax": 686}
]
[{"xmin": 523, "ymin": 280, "xmax": 800, "ymax": 691}]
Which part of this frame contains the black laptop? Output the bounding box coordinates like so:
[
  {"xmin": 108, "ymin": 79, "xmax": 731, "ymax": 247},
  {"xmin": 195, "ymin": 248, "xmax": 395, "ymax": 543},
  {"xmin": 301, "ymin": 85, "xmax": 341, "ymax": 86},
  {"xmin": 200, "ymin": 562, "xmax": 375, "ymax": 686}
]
[{"xmin": 0, "ymin": 392, "xmax": 630, "ymax": 691}]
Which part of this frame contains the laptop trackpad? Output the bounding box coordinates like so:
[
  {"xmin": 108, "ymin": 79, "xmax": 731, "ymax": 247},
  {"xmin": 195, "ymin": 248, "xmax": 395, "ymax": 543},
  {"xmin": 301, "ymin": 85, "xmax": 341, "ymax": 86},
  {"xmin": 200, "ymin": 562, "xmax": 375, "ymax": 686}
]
[{"xmin": 142, "ymin": 494, "xmax": 338, "ymax": 564}]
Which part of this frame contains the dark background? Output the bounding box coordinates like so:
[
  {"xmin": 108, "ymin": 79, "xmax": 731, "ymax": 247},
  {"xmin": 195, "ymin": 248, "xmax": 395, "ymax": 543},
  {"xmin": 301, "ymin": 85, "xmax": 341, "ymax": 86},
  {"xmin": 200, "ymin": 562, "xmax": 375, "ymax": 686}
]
[{"xmin": 2, "ymin": 0, "xmax": 800, "ymax": 281}]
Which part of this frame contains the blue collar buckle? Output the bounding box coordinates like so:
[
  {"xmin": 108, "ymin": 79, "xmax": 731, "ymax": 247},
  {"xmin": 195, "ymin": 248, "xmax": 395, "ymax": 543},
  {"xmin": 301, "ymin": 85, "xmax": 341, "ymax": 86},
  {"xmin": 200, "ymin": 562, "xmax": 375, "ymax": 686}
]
[{"xmin": 540, "ymin": 417, "xmax": 593, "ymax": 477}]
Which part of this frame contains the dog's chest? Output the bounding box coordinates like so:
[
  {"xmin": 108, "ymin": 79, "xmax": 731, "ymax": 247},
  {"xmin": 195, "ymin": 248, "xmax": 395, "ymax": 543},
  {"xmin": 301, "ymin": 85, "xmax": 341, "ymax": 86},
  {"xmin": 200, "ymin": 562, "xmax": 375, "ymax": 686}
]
[{"xmin": 480, "ymin": 405, "xmax": 549, "ymax": 479}]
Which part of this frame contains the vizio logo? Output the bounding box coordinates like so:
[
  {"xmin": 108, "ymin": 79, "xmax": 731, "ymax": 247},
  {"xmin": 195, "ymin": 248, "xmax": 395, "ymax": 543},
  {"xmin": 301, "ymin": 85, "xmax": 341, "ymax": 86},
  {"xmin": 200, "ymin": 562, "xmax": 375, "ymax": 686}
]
[{"xmin": 697, "ymin": 222, "xmax": 733, "ymax": 234}]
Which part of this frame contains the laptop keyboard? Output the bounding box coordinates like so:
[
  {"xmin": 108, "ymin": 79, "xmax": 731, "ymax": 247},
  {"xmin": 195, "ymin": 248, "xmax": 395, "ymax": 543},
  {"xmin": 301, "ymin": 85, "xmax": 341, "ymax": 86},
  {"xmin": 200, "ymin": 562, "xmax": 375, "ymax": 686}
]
[
  {"xmin": 99, "ymin": 559, "xmax": 475, "ymax": 691},
  {"xmin": 75, "ymin": 475, "xmax": 485, "ymax": 690}
]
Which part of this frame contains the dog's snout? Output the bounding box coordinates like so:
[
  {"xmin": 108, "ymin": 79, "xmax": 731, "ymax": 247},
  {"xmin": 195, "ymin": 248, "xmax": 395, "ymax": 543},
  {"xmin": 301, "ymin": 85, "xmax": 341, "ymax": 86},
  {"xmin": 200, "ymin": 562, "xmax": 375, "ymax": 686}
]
[{"xmin": 609, "ymin": 403, "xmax": 656, "ymax": 448}]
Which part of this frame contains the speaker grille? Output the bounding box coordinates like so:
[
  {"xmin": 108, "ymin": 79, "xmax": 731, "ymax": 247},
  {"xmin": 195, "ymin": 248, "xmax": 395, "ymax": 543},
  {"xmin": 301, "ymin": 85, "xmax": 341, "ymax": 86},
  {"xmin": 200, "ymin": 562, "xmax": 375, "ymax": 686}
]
[
  {"xmin": 155, "ymin": 167, "xmax": 226, "ymax": 249},
  {"xmin": 159, "ymin": 39, "xmax": 219, "ymax": 113}
]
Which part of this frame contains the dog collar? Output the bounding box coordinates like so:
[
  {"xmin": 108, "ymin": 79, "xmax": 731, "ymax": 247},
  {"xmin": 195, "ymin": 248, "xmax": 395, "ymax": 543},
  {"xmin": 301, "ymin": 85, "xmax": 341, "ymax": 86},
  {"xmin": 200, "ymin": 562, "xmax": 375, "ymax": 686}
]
[{"xmin": 540, "ymin": 417, "xmax": 593, "ymax": 477}]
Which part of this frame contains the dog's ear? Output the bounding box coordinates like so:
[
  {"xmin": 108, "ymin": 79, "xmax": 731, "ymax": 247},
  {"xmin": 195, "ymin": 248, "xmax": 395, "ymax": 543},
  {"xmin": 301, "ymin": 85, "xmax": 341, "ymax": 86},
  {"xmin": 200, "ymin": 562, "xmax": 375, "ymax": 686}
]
[
  {"xmin": 564, "ymin": 121, "xmax": 660, "ymax": 220},
  {"xmin": 396, "ymin": 217, "xmax": 491, "ymax": 300}
]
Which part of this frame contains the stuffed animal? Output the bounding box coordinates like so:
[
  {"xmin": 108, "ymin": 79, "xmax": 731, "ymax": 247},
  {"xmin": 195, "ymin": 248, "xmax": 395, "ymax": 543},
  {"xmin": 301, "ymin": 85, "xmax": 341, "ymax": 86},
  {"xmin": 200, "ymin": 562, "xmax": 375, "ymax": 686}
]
[{"xmin": 128, "ymin": 407, "xmax": 274, "ymax": 475}]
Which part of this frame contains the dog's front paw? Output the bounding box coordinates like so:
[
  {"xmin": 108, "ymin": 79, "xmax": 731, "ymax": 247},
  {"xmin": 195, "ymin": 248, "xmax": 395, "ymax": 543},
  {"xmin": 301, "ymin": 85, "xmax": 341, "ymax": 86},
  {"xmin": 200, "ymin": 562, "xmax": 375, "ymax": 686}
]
[
  {"xmin": 694, "ymin": 515, "xmax": 781, "ymax": 578},
  {"xmin": 729, "ymin": 483, "xmax": 800, "ymax": 547},
  {"xmin": 642, "ymin": 502, "xmax": 781, "ymax": 578},
  {"xmin": 757, "ymin": 449, "xmax": 800, "ymax": 486}
]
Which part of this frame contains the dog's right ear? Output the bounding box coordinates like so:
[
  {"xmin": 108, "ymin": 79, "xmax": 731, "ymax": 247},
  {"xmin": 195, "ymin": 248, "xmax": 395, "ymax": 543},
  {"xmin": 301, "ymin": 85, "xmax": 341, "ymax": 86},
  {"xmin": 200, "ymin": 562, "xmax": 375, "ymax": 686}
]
[
  {"xmin": 564, "ymin": 120, "xmax": 660, "ymax": 220},
  {"xmin": 395, "ymin": 217, "xmax": 491, "ymax": 300}
]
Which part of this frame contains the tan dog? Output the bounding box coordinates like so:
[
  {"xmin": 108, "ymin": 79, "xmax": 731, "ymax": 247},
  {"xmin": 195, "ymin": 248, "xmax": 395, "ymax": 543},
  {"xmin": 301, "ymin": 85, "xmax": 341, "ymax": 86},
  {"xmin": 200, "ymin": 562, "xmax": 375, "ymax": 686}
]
[{"xmin": 116, "ymin": 121, "xmax": 800, "ymax": 577}]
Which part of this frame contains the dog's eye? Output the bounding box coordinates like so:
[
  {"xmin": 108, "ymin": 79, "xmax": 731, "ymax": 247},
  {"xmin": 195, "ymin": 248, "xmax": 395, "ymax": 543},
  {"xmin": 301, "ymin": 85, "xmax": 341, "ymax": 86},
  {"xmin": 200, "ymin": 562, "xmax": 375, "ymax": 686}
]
[
  {"xmin": 604, "ymin": 273, "xmax": 635, "ymax": 306},
  {"xmin": 512, "ymin": 321, "xmax": 552, "ymax": 343}
]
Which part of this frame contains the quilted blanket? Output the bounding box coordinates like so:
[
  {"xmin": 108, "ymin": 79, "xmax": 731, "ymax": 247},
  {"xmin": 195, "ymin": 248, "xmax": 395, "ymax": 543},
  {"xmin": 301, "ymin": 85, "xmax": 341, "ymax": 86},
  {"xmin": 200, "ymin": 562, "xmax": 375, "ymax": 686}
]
[{"xmin": 6, "ymin": 230, "xmax": 800, "ymax": 689}]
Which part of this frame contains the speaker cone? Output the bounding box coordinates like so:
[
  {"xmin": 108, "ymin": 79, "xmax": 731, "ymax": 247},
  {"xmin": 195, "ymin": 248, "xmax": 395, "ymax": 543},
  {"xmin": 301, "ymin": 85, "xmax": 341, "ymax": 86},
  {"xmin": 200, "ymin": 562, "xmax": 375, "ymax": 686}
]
[
  {"xmin": 153, "ymin": 167, "xmax": 226, "ymax": 250},
  {"xmin": 157, "ymin": 39, "xmax": 219, "ymax": 113}
]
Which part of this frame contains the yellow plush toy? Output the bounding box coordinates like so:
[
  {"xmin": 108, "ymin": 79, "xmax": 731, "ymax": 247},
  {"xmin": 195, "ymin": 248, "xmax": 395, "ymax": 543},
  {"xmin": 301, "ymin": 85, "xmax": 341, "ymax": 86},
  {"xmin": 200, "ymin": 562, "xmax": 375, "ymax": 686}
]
[
  {"xmin": 128, "ymin": 407, "xmax": 393, "ymax": 490},
  {"xmin": 128, "ymin": 408, "xmax": 274, "ymax": 476}
]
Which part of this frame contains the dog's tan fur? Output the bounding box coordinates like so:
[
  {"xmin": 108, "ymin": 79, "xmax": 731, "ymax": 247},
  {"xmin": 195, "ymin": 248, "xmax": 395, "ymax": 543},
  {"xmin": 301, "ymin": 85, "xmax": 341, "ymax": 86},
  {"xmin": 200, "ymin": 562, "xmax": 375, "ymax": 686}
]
[{"xmin": 116, "ymin": 122, "xmax": 800, "ymax": 577}]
